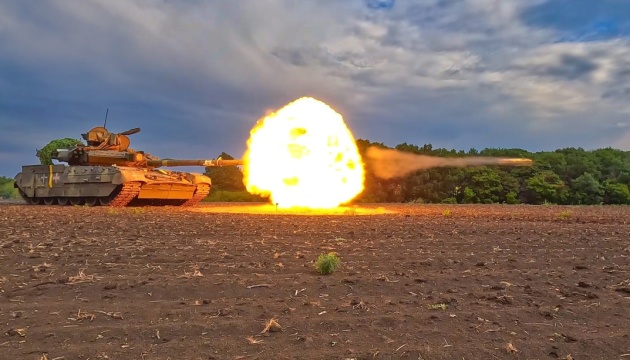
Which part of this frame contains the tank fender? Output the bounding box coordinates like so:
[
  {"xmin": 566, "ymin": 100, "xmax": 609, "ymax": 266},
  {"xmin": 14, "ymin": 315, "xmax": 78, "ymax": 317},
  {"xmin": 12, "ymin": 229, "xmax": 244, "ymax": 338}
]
[
  {"xmin": 185, "ymin": 172, "xmax": 212, "ymax": 186},
  {"xmin": 13, "ymin": 173, "xmax": 22, "ymax": 187},
  {"xmin": 112, "ymin": 169, "xmax": 147, "ymax": 185}
]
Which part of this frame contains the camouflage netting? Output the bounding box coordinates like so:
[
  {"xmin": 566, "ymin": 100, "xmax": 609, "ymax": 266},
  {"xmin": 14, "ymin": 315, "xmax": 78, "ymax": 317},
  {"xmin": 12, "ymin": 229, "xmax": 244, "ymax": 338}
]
[{"xmin": 37, "ymin": 138, "xmax": 85, "ymax": 165}]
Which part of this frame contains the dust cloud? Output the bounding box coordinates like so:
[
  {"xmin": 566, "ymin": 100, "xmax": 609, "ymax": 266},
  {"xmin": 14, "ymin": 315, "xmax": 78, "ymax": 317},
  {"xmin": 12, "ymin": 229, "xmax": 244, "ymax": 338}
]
[{"xmin": 365, "ymin": 147, "xmax": 533, "ymax": 179}]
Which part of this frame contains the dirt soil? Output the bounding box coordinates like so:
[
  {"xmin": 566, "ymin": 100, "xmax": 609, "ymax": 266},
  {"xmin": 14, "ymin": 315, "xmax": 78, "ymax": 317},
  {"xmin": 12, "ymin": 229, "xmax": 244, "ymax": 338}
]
[{"xmin": 1, "ymin": 203, "xmax": 629, "ymax": 360}]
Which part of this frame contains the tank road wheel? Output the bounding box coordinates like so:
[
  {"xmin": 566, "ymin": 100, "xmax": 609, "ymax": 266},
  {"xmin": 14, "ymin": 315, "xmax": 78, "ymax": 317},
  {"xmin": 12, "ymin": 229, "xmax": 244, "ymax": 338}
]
[
  {"xmin": 98, "ymin": 198, "xmax": 110, "ymax": 206},
  {"xmin": 43, "ymin": 197, "xmax": 57, "ymax": 205},
  {"xmin": 31, "ymin": 197, "xmax": 43, "ymax": 205},
  {"xmin": 69, "ymin": 198, "xmax": 84, "ymax": 206},
  {"xmin": 84, "ymin": 197, "xmax": 98, "ymax": 206},
  {"xmin": 57, "ymin": 198, "xmax": 69, "ymax": 206},
  {"xmin": 181, "ymin": 184, "xmax": 211, "ymax": 207}
]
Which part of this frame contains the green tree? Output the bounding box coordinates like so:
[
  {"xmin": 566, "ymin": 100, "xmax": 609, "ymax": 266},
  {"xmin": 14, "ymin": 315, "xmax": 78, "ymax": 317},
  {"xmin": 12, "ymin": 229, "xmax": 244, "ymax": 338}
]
[
  {"xmin": 0, "ymin": 176, "xmax": 19, "ymax": 199},
  {"xmin": 203, "ymin": 152, "xmax": 246, "ymax": 191},
  {"xmin": 37, "ymin": 138, "xmax": 84, "ymax": 165},
  {"xmin": 603, "ymin": 182, "xmax": 630, "ymax": 204},
  {"xmin": 465, "ymin": 168, "xmax": 504, "ymax": 204},
  {"xmin": 524, "ymin": 171, "xmax": 568, "ymax": 204},
  {"xmin": 570, "ymin": 172, "xmax": 604, "ymax": 204}
]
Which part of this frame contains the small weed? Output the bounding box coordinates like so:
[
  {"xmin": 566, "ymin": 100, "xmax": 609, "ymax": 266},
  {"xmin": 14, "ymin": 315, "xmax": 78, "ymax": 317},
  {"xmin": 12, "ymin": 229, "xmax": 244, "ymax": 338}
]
[
  {"xmin": 131, "ymin": 208, "xmax": 144, "ymax": 215},
  {"xmin": 315, "ymin": 252, "xmax": 341, "ymax": 275},
  {"xmin": 442, "ymin": 209, "xmax": 452, "ymax": 217},
  {"xmin": 558, "ymin": 210, "xmax": 571, "ymax": 219},
  {"xmin": 260, "ymin": 317, "xmax": 282, "ymax": 333},
  {"xmin": 505, "ymin": 342, "xmax": 518, "ymax": 353},
  {"xmin": 428, "ymin": 303, "xmax": 448, "ymax": 310},
  {"xmin": 107, "ymin": 208, "xmax": 119, "ymax": 215}
]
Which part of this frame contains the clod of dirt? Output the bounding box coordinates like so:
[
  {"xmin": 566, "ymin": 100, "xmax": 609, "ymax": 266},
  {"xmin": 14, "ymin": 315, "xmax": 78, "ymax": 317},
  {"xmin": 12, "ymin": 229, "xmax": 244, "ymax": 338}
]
[
  {"xmin": 11, "ymin": 311, "xmax": 23, "ymax": 318},
  {"xmin": 217, "ymin": 308, "xmax": 232, "ymax": 316},
  {"xmin": 615, "ymin": 287, "xmax": 630, "ymax": 294},
  {"xmin": 577, "ymin": 281, "xmax": 592, "ymax": 288},
  {"xmin": 475, "ymin": 261, "xmax": 486, "ymax": 267},
  {"xmin": 486, "ymin": 295, "xmax": 512, "ymax": 305},
  {"xmin": 539, "ymin": 309, "xmax": 555, "ymax": 319},
  {"xmin": 561, "ymin": 333, "xmax": 578, "ymax": 343},
  {"xmin": 6, "ymin": 328, "xmax": 26, "ymax": 337},
  {"xmin": 573, "ymin": 265, "xmax": 588, "ymax": 270}
]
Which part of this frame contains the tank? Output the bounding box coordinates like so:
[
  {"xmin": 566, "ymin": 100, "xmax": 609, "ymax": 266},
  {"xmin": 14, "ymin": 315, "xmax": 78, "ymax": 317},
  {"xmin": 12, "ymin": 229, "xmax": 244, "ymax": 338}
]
[{"xmin": 13, "ymin": 126, "xmax": 243, "ymax": 207}]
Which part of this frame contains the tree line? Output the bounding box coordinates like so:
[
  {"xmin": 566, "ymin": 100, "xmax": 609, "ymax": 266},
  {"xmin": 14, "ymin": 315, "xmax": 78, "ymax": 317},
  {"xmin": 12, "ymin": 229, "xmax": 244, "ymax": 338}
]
[
  {"xmin": 4, "ymin": 138, "xmax": 630, "ymax": 205},
  {"xmin": 206, "ymin": 141, "xmax": 630, "ymax": 205},
  {"xmin": 0, "ymin": 176, "xmax": 19, "ymax": 199}
]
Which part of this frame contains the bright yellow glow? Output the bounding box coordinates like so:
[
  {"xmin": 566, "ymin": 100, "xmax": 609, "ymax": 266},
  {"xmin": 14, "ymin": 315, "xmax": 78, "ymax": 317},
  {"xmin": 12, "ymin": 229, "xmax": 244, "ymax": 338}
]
[
  {"xmin": 243, "ymin": 97, "xmax": 365, "ymax": 209},
  {"xmin": 189, "ymin": 204, "xmax": 393, "ymax": 215}
]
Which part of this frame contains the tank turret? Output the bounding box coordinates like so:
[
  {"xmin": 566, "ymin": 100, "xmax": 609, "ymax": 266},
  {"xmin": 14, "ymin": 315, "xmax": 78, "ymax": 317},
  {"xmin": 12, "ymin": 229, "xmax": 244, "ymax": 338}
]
[
  {"xmin": 51, "ymin": 126, "xmax": 243, "ymax": 168},
  {"xmin": 14, "ymin": 125, "xmax": 244, "ymax": 207}
]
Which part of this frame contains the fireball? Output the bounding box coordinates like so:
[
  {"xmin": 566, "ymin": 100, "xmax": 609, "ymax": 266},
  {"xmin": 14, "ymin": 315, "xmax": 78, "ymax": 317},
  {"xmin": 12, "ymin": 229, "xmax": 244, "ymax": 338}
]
[{"xmin": 243, "ymin": 97, "xmax": 365, "ymax": 209}]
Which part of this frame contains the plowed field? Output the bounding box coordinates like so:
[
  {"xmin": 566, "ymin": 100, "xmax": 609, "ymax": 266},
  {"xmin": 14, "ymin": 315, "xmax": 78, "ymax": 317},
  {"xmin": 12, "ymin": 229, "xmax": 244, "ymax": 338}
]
[{"xmin": 1, "ymin": 203, "xmax": 629, "ymax": 360}]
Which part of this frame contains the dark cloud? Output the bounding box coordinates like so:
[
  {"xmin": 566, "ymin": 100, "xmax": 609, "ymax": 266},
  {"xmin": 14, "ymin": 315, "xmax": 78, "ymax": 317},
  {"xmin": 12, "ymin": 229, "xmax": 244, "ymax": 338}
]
[
  {"xmin": 516, "ymin": 53, "xmax": 599, "ymax": 80},
  {"xmin": 2, "ymin": 0, "xmax": 630, "ymax": 176}
]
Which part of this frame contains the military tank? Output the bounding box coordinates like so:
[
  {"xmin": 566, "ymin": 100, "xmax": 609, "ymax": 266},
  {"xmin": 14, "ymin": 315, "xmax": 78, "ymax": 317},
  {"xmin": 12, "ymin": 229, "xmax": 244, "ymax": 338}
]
[{"xmin": 14, "ymin": 126, "xmax": 243, "ymax": 207}]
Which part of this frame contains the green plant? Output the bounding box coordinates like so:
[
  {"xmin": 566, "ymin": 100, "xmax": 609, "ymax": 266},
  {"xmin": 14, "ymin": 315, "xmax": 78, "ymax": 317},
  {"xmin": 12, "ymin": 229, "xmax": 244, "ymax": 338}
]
[
  {"xmin": 314, "ymin": 252, "xmax": 341, "ymax": 275},
  {"xmin": 442, "ymin": 209, "xmax": 452, "ymax": 217},
  {"xmin": 37, "ymin": 138, "xmax": 84, "ymax": 165},
  {"xmin": 558, "ymin": 210, "xmax": 571, "ymax": 219},
  {"xmin": 428, "ymin": 303, "xmax": 448, "ymax": 310},
  {"xmin": 0, "ymin": 179, "xmax": 19, "ymax": 199}
]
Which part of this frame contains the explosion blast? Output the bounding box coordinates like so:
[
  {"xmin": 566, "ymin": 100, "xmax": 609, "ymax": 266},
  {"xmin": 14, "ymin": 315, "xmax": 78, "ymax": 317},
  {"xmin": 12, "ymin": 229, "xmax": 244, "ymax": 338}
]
[
  {"xmin": 243, "ymin": 97, "xmax": 365, "ymax": 209},
  {"xmin": 365, "ymin": 147, "xmax": 533, "ymax": 179}
]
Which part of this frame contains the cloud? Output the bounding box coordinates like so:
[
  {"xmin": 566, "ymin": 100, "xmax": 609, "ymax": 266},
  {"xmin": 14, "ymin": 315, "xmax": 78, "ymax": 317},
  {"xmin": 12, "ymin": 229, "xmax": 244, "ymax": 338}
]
[{"xmin": 1, "ymin": 0, "xmax": 630, "ymax": 175}]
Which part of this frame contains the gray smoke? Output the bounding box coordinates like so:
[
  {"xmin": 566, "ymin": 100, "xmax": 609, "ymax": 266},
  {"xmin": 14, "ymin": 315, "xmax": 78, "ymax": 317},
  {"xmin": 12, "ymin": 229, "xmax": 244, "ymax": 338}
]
[{"xmin": 365, "ymin": 146, "xmax": 533, "ymax": 179}]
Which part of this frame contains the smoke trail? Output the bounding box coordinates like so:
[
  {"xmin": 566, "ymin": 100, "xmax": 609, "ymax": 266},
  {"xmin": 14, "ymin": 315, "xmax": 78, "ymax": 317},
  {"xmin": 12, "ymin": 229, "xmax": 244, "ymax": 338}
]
[{"xmin": 365, "ymin": 146, "xmax": 533, "ymax": 179}]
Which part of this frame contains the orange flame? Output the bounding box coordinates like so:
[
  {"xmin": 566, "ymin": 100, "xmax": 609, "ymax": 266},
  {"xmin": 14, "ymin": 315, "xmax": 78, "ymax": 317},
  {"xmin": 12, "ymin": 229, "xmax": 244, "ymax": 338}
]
[{"xmin": 242, "ymin": 97, "xmax": 365, "ymax": 209}]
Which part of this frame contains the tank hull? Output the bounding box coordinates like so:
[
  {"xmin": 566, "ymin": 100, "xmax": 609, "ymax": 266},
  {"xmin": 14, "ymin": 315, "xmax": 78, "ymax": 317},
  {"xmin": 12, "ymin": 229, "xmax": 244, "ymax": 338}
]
[{"xmin": 14, "ymin": 164, "xmax": 211, "ymax": 206}]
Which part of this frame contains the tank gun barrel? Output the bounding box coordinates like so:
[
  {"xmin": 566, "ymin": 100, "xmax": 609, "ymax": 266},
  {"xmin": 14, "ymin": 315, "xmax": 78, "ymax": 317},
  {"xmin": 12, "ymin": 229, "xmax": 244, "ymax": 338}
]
[{"xmin": 146, "ymin": 159, "xmax": 244, "ymax": 168}]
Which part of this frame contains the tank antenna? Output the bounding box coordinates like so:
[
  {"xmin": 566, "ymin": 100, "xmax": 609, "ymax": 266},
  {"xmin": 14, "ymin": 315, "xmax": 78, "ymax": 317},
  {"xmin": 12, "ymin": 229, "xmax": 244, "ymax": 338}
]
[{"xmin": 104, "ymin": 108, "xmax": 109, "ymax": 128}]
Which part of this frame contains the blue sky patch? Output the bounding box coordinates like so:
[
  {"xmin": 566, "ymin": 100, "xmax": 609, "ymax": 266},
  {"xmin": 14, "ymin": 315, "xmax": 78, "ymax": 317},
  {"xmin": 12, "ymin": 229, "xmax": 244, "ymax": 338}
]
[
  {"xmin": 522, "ymin": 0, "xmax": 630, "ymax": 42},
  {"xmin": 365, "ymin": 0, "xmax": 395, "ymax": 10}
]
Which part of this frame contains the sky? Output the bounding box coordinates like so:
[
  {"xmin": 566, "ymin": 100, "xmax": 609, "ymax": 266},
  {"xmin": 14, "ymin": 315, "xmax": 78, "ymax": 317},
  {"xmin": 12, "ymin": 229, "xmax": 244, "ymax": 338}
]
[{"xmin": 1, "ymin": 0, "xmax": 630, "ymax": 176}]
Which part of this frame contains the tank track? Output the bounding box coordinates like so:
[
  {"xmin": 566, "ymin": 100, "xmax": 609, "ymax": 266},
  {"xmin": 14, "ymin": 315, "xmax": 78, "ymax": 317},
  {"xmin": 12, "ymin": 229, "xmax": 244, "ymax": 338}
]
[
  {"xmin": 181, "ymin": 183, "xmax": 210, "ymax": 207},
  {"xmin": 18, "ymin": 190, "xmax": 35, "ymax": 204},
  {"xmin": 17, "ymin": 181, "xmax": 205, "ymax": 207},
  {"xmin": 108, "ymin": 181, "xmax": 142, "ymax": 207}
]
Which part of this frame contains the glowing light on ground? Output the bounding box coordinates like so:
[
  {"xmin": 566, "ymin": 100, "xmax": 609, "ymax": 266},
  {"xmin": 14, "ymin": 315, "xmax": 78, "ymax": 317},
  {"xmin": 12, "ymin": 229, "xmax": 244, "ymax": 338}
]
[
  {"xmin": 242, "ymin": 97, "xmax": 365, "ymax": 209},
  {"xmin": 188, "ymin": 204, "xmax": 394, "ymax": 215}
]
